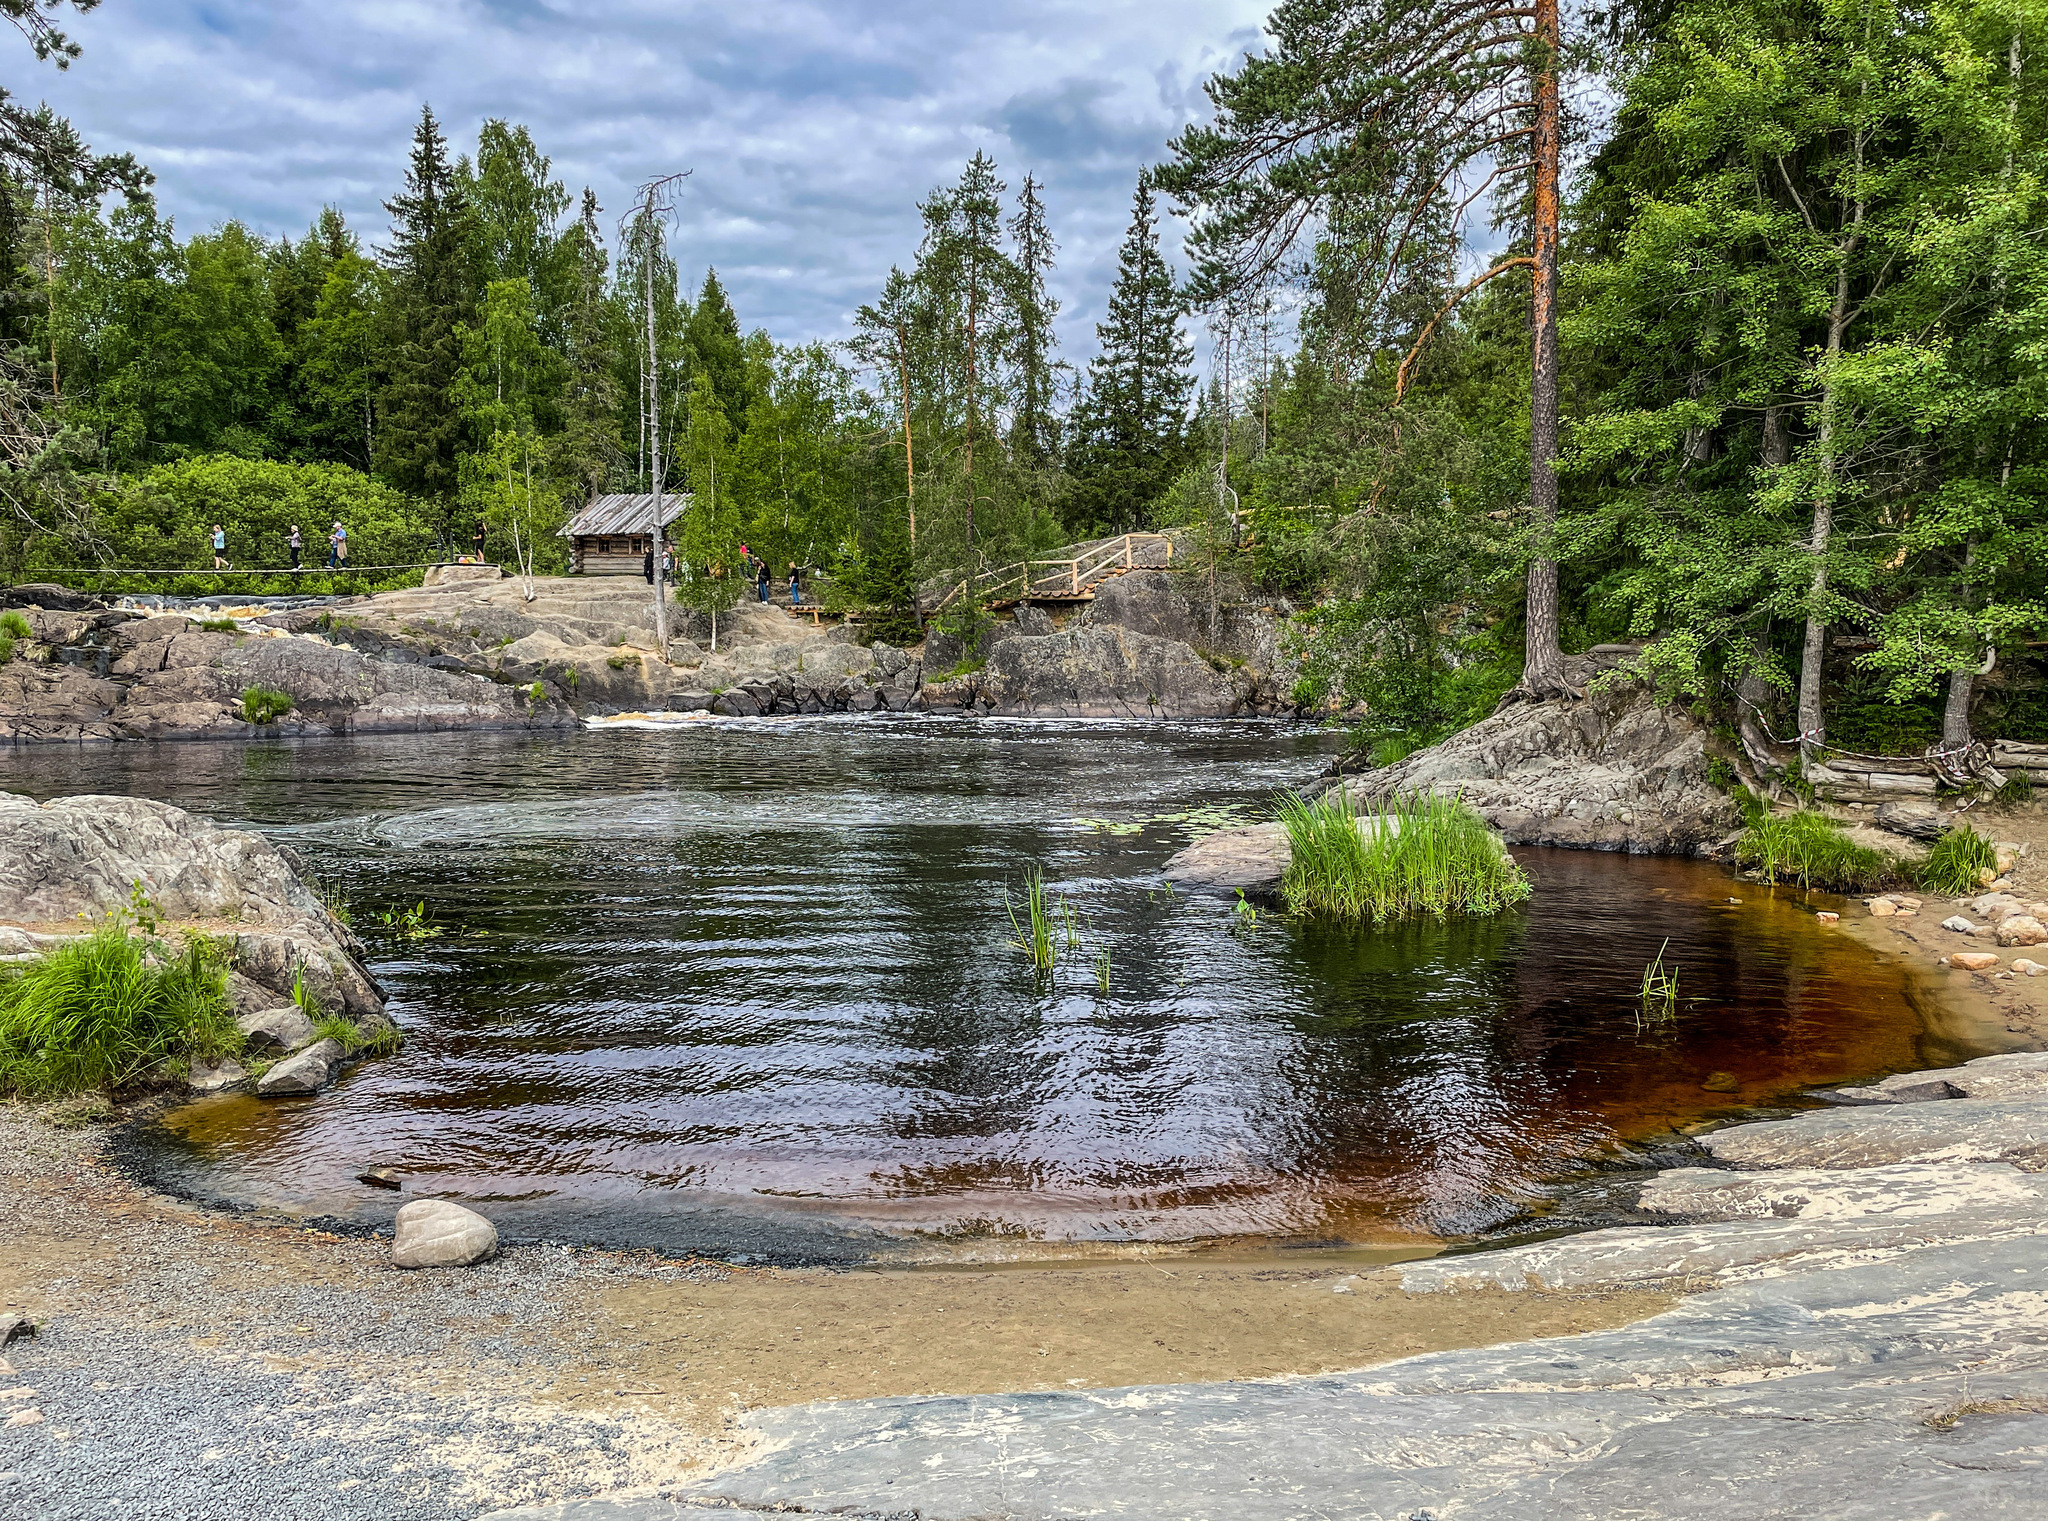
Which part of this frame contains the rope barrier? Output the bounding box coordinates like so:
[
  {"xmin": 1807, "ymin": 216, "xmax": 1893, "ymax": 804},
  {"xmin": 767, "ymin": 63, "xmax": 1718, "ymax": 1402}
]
[{"xmin": 22, "ymin": 563, "xmax": 455, "ymax": 576}]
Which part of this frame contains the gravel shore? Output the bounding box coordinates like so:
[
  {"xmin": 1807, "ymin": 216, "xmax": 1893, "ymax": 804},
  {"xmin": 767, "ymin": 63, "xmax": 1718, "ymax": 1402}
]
[{"xmin": 0, "ymin": 1106, "xmax": 743, "ymax": 1520}]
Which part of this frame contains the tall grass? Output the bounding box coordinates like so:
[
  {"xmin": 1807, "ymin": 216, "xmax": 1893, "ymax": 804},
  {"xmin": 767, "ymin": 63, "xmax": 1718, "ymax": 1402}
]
[
  {"xmin": 0, "ymin": 925, "xmax": 236, "ymax": 1097},
  {"xmin": 1277, "ymin": 789, "xmax": 1531, "ymax": 922},
  {"xmin": 1736, "ymin": 810, "xmax": 1893, "ymax": 892},
  {"xmin": 1919, "ymin": 825, "xmax": 1998, "ymax": 896},
  {"xmin": 1005, "ymin": 867, "xmax": 1071, "ymax": 972},
  {"xmin": 1637, "ymin": 940, "xmax": 1680, "ymax": 1031}
]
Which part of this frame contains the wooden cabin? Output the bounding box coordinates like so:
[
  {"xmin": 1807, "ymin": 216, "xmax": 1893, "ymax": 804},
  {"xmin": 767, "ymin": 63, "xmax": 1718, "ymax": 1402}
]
[{"xmin": 560, "ymin": 493, "xmax": 691, "ymax": 575}]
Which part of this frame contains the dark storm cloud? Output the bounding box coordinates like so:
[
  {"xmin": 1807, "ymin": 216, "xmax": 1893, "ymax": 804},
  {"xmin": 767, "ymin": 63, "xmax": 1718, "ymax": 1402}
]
[{"xmin": 25, "ymin": 0, "xmax": 1271, "ymax": 361}]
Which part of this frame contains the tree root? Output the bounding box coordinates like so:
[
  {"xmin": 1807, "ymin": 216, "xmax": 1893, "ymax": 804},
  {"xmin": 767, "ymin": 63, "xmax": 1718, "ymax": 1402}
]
[{"xmin": 1495, "ymin": 674, "xmax": 1584, "ymax": 710}]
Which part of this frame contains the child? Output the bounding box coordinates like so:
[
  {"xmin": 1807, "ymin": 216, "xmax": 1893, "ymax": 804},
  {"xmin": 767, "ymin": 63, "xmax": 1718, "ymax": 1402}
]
[{"xmin": 210, "ymin": 524, "xmax": 231, "ymax": 571}]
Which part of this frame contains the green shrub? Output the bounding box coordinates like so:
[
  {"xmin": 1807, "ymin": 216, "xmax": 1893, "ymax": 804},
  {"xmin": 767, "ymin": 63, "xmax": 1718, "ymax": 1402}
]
[
  {"xmin": 1919, "ymin": 825, "xmax": 1999, "ymax": 896},
  {"xmin": 197, "ymin": 617, "xmax": 239, "ymax": 633},
  {"xmin": 1277, "ymin": 789, "xmax": 1532, "ymax": 922},
  {"xmin": 0, "ymin": 925, "xmax": 236, "ymax": 1096},
  {"xmin": 240, "ymin": 685, "xmax": 293, "ymax": 724},
  {"xmin": 1706, "ymin": 756, "xmax": 1736, "ymax": 792},
  {"xmin": 0, "ymin": 634, "xmax": 13, "ymax": 665},
  {"xmin": 1737, "ymin": 810, "xmax": 1893, "ymax": 892},
  {"xmin": 0, "ymin": 611, "xmax": 30, "ymax": 638}
]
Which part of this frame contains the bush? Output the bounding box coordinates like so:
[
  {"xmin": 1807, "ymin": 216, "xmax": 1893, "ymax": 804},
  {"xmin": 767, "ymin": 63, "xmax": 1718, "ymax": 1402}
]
[
  {"xmin": 1919, "ymin": 825, "xmax": 1999, "ymax": 896},
  {"xmin": 1737, "ymin": 810, "xmax": 1894, "ymax": 892},
  {"xmin": 197, "ymin": 617, "xmax": 239, "ymax": 633},
  {"xmin": 0, "ymin": 925, "xmax": 236, "ymax": 1097},
  {"xmin": 0, "ymin": 610, "xmax": 30, "ymax": 638},
  {"xmin": 241, "ymin": 685, "xmax": 293, "ymax": 723},
  {"xmin": 1278, "ymin": 788, "xmax": 1532, "ymax": 922}
]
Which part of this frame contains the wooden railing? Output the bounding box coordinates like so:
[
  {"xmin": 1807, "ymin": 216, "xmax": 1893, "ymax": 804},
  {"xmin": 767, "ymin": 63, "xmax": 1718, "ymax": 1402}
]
[{"xmin": 928, "ymin": 532, "xmax": 1174, "ymax": 614}]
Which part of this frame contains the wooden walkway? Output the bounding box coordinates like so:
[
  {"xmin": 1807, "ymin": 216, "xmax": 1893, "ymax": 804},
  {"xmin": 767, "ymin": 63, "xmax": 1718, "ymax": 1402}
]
[{"xmin": 928, "ymin": 533, "xmax": 1174, "ymax": 614}]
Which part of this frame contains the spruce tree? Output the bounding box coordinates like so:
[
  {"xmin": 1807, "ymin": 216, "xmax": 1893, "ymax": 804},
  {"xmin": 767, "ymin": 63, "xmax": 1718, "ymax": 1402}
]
[
  {"xmin": 1069, "ymin": 178, "xmax": 1193, "ymax": 533},
  {"xmin": 686, "ymin": 269, "xmax": 752, "ymax": 428},
  {"xmin": 376, "ymin": 104, "xmax": 476, "ymax": 530},
  {"xmin": 1007, "ymin": 172, "xmax": 1061, "ymax": 466}
]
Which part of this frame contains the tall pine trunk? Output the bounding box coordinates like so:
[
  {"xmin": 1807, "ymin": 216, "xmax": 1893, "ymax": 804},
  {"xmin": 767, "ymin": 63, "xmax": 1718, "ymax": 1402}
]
[
  {"xmin": 1796, "ymin": 195, "xmax": 1863, "ymax": 764},
  {"xmin": 1515, "ymin": 0, "xmax": 1570, "ymax": 701}
]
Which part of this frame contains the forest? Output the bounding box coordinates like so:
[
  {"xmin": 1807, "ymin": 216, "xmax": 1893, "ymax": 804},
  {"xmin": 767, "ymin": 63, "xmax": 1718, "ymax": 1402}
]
[{"xmin": 0, "ymin": 0, "xmax": 2043, "ymax": 763}]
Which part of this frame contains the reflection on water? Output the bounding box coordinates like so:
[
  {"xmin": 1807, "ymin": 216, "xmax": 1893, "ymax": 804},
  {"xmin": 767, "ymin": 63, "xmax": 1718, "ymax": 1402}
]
[{"xmin": 5, "ymin": 721, "xmax": 1977, "ymax": 1254}]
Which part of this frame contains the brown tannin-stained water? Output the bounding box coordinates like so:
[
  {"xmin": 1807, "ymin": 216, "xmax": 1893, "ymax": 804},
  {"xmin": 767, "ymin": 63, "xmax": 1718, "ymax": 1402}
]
[{"xmin": 6, "ymin": 719, "xmax": 1985, "ymax": 1262}]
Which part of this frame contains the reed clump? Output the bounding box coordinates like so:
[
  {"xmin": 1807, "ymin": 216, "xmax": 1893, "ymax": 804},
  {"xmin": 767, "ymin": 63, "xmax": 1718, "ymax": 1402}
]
[
  {"xmin": 1736, "ymin": 809, "xmax": 1893, "ymax": 892},
  {"xmin": 1006, "ymin": 866, "xmax": 1076, "ymax": 972},
  {"xmin": 1277, "ymin": 789, "xmax": 1531, "ymax": 922},
  {"xmin": 0, "ymin": 922, "xmax": 237, "ymax": 1097},
  {"xmin": 1918, "ymin": 824, "xmax": 1999, "ymax": 896}
]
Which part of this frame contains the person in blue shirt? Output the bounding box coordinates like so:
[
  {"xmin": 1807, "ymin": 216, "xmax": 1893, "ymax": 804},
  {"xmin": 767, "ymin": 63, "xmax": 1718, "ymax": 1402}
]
[{"xmin": 210, "ymin": 524, "xmax": 230, "ymax": 571}]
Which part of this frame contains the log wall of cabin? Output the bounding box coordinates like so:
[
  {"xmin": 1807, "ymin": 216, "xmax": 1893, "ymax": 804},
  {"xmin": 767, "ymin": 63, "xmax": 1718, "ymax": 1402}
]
[{"xmin": 572, "ymin": 534, "xmax": 654, "ymax": 575}]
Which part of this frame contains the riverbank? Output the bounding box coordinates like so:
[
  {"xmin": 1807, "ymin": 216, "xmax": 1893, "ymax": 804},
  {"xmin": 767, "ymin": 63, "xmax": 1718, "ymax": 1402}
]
[{"xmin": 0, "ymin": 1100, "xmax": 1672, "ymax": 1518}]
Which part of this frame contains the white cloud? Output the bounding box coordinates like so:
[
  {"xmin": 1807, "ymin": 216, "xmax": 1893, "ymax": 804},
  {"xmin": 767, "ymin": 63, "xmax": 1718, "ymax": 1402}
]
[{"xmin": 27, "ymin": 0, "xmax": 1272, "ymax": 362}]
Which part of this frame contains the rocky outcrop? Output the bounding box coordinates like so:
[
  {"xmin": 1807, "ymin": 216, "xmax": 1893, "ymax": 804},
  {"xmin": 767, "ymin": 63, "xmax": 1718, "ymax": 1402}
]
[
  {"xmin": 589, "ymin": 1051, "xmax": 2048, "ymax": 1521},
  {"xmin": 920, "ymin": 625, "xmax": 1249, "ymax": 718},
  {"xmin": 0, "ymin": 596, "xmax": 576, "ymax": 743},
  {"xmin": 1330, "ymin": 676, "xmax": 1740, "ymax": 854},
  {"xmin": 0, "ymin": 793, "xmax": 389, "ymax": 1065}
]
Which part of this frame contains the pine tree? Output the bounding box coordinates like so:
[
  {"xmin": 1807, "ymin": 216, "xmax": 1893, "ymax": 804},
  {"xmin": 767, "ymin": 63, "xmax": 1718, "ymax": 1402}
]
[
  {"xmin": 1158, "ymin": 0, "xmax": 1573, "ymax": 700},
  {"xmin": 376, "ymin": 104, "xmax": 476, "ymax": 529},
  {"xmin": 1068, "ymin": 179, "xmax": 1193, "ymax": 533}
]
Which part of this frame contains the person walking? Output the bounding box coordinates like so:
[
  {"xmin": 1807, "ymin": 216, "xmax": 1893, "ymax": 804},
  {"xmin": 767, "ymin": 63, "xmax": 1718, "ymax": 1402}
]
[
  {"xmin": 287, "ymin": 525, "xmax": 302, "ymax": 570},
  {"xmin": 327, "ymin": 521, "xmax": 346, "ymax": 569},
  {"xmin": 210, "ymin": 524, "xmax": 231, "ymax": 571},
  {"xmin": 472, "ymin": 518, "xmax": 487, "ymax": 562},
  {"xmin": 756, "ymin": 560, "xmax": 771, "ymax": 603},
  {"xmin": 642, "ymin": 543, "xmax": 654, "ymax": 584},
  {"xmin": 788, "ymin": 561, "xmax": 803, "ymax": 607}
]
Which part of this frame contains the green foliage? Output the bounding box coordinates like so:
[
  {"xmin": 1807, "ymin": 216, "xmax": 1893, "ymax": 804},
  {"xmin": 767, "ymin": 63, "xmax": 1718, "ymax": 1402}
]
[
  {"xmin": 1737, "ymin": 811, "xmax": 1893, "ymax": 892},
  {"xmin": 240, "ymin": 685, "xmax": 292, "ymax": 724},
  {"xmin": 1918, "ymin": 826, "xmax": 1999, "ymax": 897},
  {"xmin": 375, "ymin": 900, "xmax": 442, "ymax": 942},
  {"xmin": 0, "ymin": 924, "xmax": 235, "ymax": 1097},
  {"xmin": 197, "ymin": 617, "xmax": 238, "ymax": 632},
  {"xmin": 0, "ymin": 634, "xmax": 13, "ymax": 666},
  {"xmin": 0, "ymin": 611, "xmax": 30, "ymax": 639},
  {"xmin": 1277, "ymin": 789, "xmax": 1532, "ymax": 922},
  {"xmin": 290, "ymin": 969, "xmax": 321, "ymax": 1021}
]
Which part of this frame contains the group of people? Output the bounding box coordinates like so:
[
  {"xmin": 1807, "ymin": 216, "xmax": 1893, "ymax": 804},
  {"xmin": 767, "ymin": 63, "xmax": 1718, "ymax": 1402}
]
[
  {"xmin": 741, "ymin": 545, "xmax": 805, "ymax": 606},
  {"xmin": 638, "ymin": 542, "xmax": 806, "ymax": 606},
  {"xmin": 207, "ymin": 522, "xmax": 349, "ymax": 571}
]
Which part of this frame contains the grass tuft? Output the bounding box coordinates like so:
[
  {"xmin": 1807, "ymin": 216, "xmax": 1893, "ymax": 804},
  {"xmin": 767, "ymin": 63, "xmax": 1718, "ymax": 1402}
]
[
  {"xmin": 0, "ymin": 924, "xmax": 236, "ymax": 1097},
  {"xmin": 240, "ymin": 685, "xmax": 293, "ymax": 724},
  {"xmin": 1637, "ymin": 939, "xmax": 1680, "ymax": 1030},
  {"xmin": 1736, "ymin": 810, "xmax": 1893, "ymax": 892},
  {"xmin": 1277, "ymin": 789, "xmax": 1531, "ymax": 922},
  {"xmin": 1005, "ymin": 867, "xmax": 1072, "ymax": 973},
  {"xmin": 1918, "ymin": 825, "xmax": 1999, "ymax": 897}
]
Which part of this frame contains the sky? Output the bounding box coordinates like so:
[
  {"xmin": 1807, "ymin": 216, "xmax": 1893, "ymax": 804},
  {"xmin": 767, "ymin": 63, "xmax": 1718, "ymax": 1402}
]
[{"xmin": 21, "ymin": 0, "xmax": 1273, "ymax": 366}]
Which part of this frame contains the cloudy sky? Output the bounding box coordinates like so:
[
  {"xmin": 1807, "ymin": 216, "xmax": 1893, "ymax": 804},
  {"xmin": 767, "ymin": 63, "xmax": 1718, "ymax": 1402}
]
[{"xmin": 23, "ymin": 0, "xmax": 1271, "ymax": 364}]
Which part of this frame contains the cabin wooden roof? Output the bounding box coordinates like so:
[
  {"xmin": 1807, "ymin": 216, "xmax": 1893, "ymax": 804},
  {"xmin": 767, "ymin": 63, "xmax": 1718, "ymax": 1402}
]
[{"xmin": 560, "ymin": 493, "xmax": 692, "ymax": 538}]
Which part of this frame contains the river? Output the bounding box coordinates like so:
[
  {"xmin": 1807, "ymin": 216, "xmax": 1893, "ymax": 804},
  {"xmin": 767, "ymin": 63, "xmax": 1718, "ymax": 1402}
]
[{"xmin": 5, "ymin": 717, "xmax": 1974, "ymax": 1262}]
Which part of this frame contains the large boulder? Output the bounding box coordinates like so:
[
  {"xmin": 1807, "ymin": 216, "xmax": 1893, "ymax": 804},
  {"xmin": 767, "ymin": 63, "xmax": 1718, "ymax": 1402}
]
[
  {"xmin": 1083, "ymin": 571, "xmax": 1202, "ymax": 644},
  {"xmin": 1336, "ymin": 681, "xmax": 1739, "ymax": 854},
  {"xmin": 0, "ymin": 793, "xmax": 385, "ymax": 1020},
  {"xmin": 256, "ymin": 1037, "xmax": 344, "ymax": 1097},
  {"xmin": 392, "ymin": 1199, "xmax": 498, "ymax": 1268},
  {"xmin": 972, "ymin": 626, "xmax": 1246, "ymax": 718}
]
